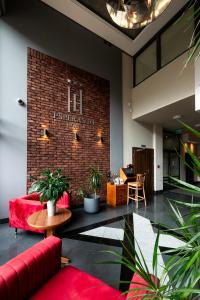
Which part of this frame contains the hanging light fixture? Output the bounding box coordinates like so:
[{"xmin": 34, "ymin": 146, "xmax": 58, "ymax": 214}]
[{"xmin": 106, "ymin": 0, "xmax": 172, "ymax": 29}]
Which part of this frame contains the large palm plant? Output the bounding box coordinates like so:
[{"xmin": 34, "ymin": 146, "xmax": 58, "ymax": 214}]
[
  {"xmin": 159, "ymin": 121, "xmax": 200, "ymax": 299},
  {"xmin": 102, "ymin": 122, "xmax": 200, "ymax": 299}
]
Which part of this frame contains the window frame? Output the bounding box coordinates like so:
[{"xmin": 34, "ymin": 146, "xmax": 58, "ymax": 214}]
[{"xmin": 133, "ymin": 0, "xmax": 196, "ymax": 87}]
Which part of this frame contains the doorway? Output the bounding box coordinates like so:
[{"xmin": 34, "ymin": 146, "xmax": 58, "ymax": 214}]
[
  {"xmin": 185, "ymin": 152, "xmax": 194, "ymax": 184},
  {"xmin": 132, "ymin": 147, "xmax": 154, "ymax": 195},
  {"xmin": 163, "ymin": 150, "xmax": 180, "ymax": 189},
  {"xmin": 163, "ymin": 132, "xmax": 180, "ymax": 190}
]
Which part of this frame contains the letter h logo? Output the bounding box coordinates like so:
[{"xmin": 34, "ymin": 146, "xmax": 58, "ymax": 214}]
[{"xmin": 67, "ymin": 85, "xmax": 83, "ymax": 115}]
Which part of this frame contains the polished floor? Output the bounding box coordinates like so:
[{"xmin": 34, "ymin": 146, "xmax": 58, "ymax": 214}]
[{"xmin": 0, "ymin": 189, "xmax": 196, "ymax": 291}]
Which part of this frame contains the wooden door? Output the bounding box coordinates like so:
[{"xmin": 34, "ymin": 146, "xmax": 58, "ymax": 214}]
[
  {"xmin": 185, "ymin": 153, "xmax": 194, "ymax": 184},
  {"xmin": 132, "ymin": 147, "xmax": 154, "ymax": 195}
]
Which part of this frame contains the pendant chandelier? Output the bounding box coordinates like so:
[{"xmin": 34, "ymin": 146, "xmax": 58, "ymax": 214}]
[{"xmin": 106, "ymin": 0, "xmax": 172, "ymax": 29}]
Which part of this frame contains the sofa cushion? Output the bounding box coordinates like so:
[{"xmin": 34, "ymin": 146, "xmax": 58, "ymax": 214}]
[
  {"xmin": 30, "ymin": 265, "xmax": 126, "ymax": 300},
  {"xmin": 0, "ymin": 237, "xmax": 61, "ymax": 300},
  {"xmin": 21, "ymin": 193, "xmax": 40, "ymax": 200},
  {"xmin": 56, "ymin": 191, "xmax": 70, "ymax": 209}
]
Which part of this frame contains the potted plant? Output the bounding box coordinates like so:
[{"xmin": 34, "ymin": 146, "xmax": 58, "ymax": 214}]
[
  {"xmin": 77, "ymin": 166, "xmax": 102, "ymax": 213},
  {"xmin": 28, "ymin": 168, "xmax": 70, "ymax": 216}
]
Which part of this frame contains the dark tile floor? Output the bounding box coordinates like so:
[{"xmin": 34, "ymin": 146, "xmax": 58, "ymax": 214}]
[{"xmin": 0, "ymin": 190, "xmax": 195, "ymax": 290}]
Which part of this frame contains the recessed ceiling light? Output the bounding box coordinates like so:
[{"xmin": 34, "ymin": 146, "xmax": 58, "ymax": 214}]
[{"xmin": 173, "ymin": 115, "xmax": 182, "ymax": 120}]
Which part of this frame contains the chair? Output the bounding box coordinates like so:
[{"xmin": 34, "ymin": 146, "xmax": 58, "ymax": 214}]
[
  {"xmin": 127, "ymin": 174, "xmax": 146, "ymax": 208},
  {"xmin": 9, "ymin": 192, "xmax": 70, "ymax": 233},
  {"xmin": 0, "ymin": 236, "xmax": 155, "ymax": 300}
]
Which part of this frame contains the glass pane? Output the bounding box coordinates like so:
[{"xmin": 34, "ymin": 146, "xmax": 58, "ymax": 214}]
[
  {"xmin": 163, "ymin": 152, "xmax": 169, "ymax": 177},
  {"xmin": 169, "ymin": 153, "xmax": 179, "ymax": 177},
  {"xmin": 135, "ymin": 41, "xmax": 157, "ymax": 85},
  {"xmin": 163, "ymin": 135, "xmax": 179, "ymax": 151},
  {"xmin": 161, "ymin": 7, "xmax": 194, "ymax": 67}
]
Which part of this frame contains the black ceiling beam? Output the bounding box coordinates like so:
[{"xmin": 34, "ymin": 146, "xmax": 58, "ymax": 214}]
[{"xmin": 0, "ymin": 0, "xmax": 6, "ymax": 17}]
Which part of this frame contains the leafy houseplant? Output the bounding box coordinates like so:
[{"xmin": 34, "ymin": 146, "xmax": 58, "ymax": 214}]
[
  {"xmin": 28, "ymin": 169, "xmax": 70, "ymax": 216},
  {"xmin": 89, "ymin": 166, "xmax": 102, "ymax": 199},
  {"xmin": 77, "ymin": 166, "xmax": 102, "ymax": 213}
]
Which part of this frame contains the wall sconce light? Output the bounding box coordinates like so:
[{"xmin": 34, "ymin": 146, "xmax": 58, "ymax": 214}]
[
  {"xmin": 74, "ymin": 132, "xmax": 79, "ymax": 141},
  {"xmin": 97, "ymin": 135, "xmax": 103, "ymax": 143},
  {"xmin": 37, "ymin": 125, "xmax": 49, "ymax": 141}
]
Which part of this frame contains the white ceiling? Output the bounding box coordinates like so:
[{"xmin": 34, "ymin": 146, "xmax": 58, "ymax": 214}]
[
  {"xmin": 41, "ymin": 0, "xmax": 190, "ymax": 56},
  {"xmin": 135, "ymin": 96, "xmax": 200, "ymax": 132}
]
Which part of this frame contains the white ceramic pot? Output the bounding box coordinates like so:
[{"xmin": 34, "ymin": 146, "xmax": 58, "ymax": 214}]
[{"xmin": 47, "ymin": 201, "xmax": 55, "ymax": 217}]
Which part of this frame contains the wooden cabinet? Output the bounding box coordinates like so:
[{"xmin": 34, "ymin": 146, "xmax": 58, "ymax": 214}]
[{"xmin": 106, "ymin": 183, "xmax": 127, "ymax": 207}]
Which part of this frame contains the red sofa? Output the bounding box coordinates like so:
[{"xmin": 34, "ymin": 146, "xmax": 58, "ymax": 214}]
[
  {"xmin": 9, "ymin": 192, "xmax": 70, "ymax": 233},
  {"xmin": 0, "ymin": 237, "xmax": 154, "ymax": 300}
]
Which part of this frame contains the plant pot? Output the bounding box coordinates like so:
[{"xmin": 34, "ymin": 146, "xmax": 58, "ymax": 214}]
[
  {"xmin": 47, "ymin": 201, "xmax": 56, "ymax": 216},
  {"xmin": 84, "ymin": 195, "xmax": 100, "ymax": 213}
]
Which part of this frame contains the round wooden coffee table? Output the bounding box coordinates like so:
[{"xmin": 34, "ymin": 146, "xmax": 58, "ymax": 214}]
[
  {"xmin": 27, "ymin": 208, "xmax": 72, "ymax": 237},
  {"xmin": 27, "ymin": 208, "xmax": 72, "ymax": 264}
]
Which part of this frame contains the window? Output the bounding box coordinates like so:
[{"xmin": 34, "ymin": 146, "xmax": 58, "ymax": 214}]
[
  {"xmin": 135, "ymin": 41, "xmax": 157, "ymax": 85},
  {"xmin": 133, "ymin": 4, "xmax": 195, "ymax": 87},
  {"xmin": 161, "ymin": 7, "xmax": 194, "ymax": 67}
]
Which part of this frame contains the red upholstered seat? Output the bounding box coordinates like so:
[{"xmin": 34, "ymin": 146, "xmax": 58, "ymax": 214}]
[
  {"xmin": 0, "ymin": 236, "xmax": 61, "ymax": 300},
  {"xmin": 127, "ymin": 273, "xmax": 159, "ymax": 299},
  {"xmin": 0, "ymin": 236, "xmax": 155, "ymax": 300},
  {"xmin": 9, "ymin": 194, "xmax": 45, "ymax": 232},
  {"xmin": 9, "ymin": 192, "xmax": 70, "ymax": 232},
  {"xmin": 56, "ymin": 191, "xmax": 70, "ymax": 209},
  {"xmin": 30, "ymin": 266, "xmax": 125, "ymax": 300}
]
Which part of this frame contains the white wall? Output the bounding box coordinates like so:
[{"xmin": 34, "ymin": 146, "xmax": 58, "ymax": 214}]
[
  {"xmin": 132, "ymin": 52, "xmax": 195, "ymax": 119},
  {"xmin": 153, "ymin": 125, "xmax": 163, "ymax": 191},
  {"xmin": 123, "ymin": 49, "xmax": 198, "ymax": 191},
  {"xmin": 195, "ymin": 56, "xmax": 200, "ymax": 111},
  {"xmin": 0, "ymin": 24, "xmax": 27, "ymax": 219},
  {"xmin": 122, "ymin": 53, "xmax": 153, "ymax": 167}
]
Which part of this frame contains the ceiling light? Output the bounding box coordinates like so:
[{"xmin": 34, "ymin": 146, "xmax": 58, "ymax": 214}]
[
  {"xmin": 173, "ymin": 115, "xmax": 182, "ymax": 120},
  {"xmin": 106, "ymin": 0, "xmax": 172, "ymax": 29}
]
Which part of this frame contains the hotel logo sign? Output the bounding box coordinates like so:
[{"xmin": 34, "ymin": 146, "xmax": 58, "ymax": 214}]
[
  {"xmin": 53, "ymin": 79, "xmax": 94, "ymax": 125},
  {"xmin": 67, "ymin": 82, "xmax": 83, "ymax": 115}
]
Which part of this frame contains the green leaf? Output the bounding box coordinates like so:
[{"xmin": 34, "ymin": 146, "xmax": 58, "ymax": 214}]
[
  {"xmin": 169, "ymin": 177, "xmax": 200, "ymax": 194},
  {"xmin": 169, "ymin": 200, "xmax": 200, "ymax": 208},
  {"xmin": 177, "ymin": 120, "xmax": 200, "ymax": 139},
  {"xmin": 28, "ymin": 168, "xmax": 69, "ymax": 204},
  {"xmin": 185, "ymin": 38, "xmax": 200, "ymax": 66},
  {"xmin": 184, "ymin": 251, "xmax": 200, "ymax": 272},
  {"xmin": 152, "ymin": 231, "xmax": 159, "ymax": 276}
]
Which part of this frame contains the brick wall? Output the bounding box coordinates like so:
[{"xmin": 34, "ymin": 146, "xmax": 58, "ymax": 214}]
[{"xmin": 27, "ymin": 48, "xmax": 110, "ymax": 205}]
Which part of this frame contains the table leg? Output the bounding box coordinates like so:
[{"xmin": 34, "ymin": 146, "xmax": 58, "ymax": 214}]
[
  {"xmin": 46, "ymin": 228, "xmax": 54, "ymax": 237},
  {"xmin": 46, "ymin": 229, "xmax": 71, "ymax": 264},
  {"xmin": 61, "ymin": 256, "xmax": 71, "ymax": 264}
]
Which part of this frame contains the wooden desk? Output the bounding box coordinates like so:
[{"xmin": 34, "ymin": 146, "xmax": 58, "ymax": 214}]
[{"xmin": 106, "ymin": 183, "xmax": 127, "ymax": 207}]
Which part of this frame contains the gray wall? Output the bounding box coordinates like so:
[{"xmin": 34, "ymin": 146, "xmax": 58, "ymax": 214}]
[{"xmin": 0, "ymin": 0, "xmax": 123, "ymax": 218}]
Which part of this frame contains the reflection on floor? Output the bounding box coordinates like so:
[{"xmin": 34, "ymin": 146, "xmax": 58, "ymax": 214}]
[
  {"xmin": 80, "ymin": 226, "xmax": 124, "ymax": 241},
  {"xmin": 0, "ymin": 190, "xmax": 194, "ymax": 291}
]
